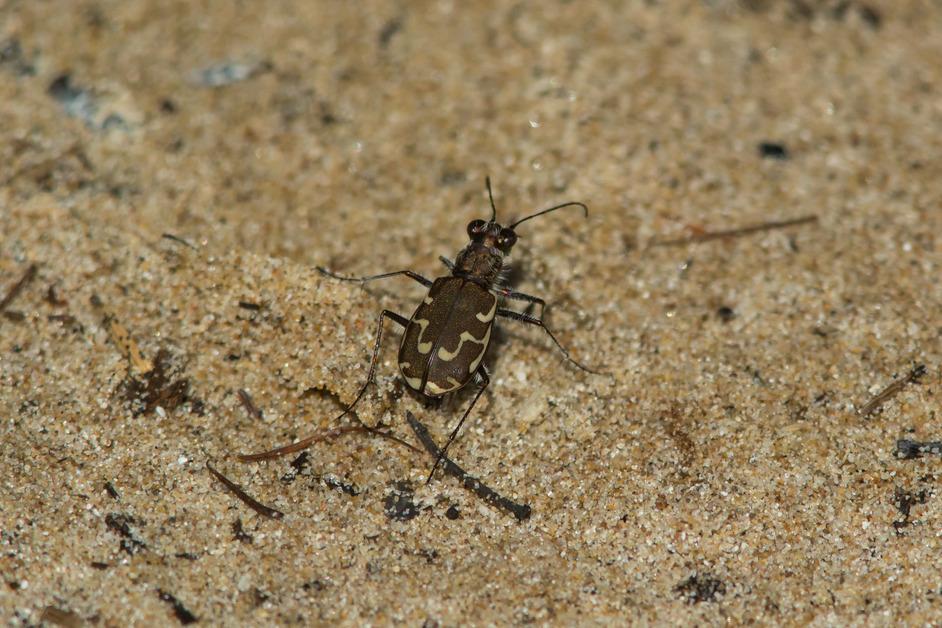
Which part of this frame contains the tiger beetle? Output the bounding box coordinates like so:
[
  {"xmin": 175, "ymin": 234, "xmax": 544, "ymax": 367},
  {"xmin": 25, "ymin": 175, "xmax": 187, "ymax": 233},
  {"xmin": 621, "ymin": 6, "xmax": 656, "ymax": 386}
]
[{"xmin": 318, "ymin": 178, "xmax": 602, "ymax": 481}]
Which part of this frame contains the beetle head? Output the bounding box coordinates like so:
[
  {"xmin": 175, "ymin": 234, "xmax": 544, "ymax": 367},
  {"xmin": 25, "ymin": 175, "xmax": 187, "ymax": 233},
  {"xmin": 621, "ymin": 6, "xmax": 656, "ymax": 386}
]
[
  {"xmin": 452, "ymin": 178, "xmax": 588, "ymax": 286},
  {"xmin": 466, "ymin": 218, "xmax": 518, "ymax": 254}
]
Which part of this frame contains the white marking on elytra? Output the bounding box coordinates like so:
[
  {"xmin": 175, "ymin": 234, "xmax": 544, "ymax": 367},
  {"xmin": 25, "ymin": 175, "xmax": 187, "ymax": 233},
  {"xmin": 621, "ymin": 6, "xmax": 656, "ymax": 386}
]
[
  {"xmin": 424, "ymin": 295, "xmax": 434, "ymax": 305},
  {"xmin": 425, "ymin": 377, "xmax": 461, "ymax": 395},
  {"xmin": 476, "ymin": 299, "xmax": 497, "ymax": 323},
  {"xmin": 399, "ymin": 362, "xmax": 423, "ymax": 390},
  {"xmin": 425, "ymin": 380, "xmax": 448, "ymax": 395},
  {"xmin": 436, "ymin": 325, "xmax": 492, "ymax": 362},
  {"xmin": 414, "ymin": 318, "xmax": 432, "ymax": 354}
]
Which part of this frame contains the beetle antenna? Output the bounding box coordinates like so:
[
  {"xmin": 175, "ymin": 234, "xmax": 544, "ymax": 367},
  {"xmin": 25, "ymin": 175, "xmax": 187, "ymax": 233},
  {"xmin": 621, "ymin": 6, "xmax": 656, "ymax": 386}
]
[
  {"xmin": 509, "ymin": 201, "xmax": 588, "ymax": 230},
  {"xmin": 485, "ymin": 176, "xmax": 498, "ymax": 223}
]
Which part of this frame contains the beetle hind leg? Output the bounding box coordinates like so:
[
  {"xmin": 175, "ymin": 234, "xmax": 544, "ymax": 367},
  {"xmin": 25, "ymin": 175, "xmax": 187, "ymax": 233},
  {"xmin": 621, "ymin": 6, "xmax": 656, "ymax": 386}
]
[
  {"xmin": 426, "ymin": 366, "xmax": 491, "ymax": 483},
  {"xmin": 335, "ymin": 309, "xmax": 411, "ymax": 424},
  {"xmin": 239, "ymin": 309, "xmax": 408, "ymax": 461}
]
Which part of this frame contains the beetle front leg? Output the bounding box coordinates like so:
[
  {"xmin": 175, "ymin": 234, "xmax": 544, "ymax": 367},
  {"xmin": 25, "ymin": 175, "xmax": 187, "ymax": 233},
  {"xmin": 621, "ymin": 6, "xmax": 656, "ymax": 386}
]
[
  {"xmin": 426, "ymin": 366, "xmax": 490, "ymax": 484},
  {"xmin": 497, "ymin": 308, "xmax": 605, "ymax": 375},
  {"xmin": 239, "ymin": 309, "xmax": 409, "ymax": 460},
  {"xmin": 317, "ymin": 266, "xmax": 433, "ymax": 288}
]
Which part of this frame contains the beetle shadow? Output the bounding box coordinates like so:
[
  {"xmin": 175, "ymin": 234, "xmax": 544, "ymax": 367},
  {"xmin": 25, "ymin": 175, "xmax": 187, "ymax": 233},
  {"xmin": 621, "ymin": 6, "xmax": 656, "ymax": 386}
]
[
  {"xmin": 398, "ymin": 362, "xmax": 498, "ymax": 444},
  {"xmin": 499, "ymin": 256, "xmax": 527, "ymax": 291}
]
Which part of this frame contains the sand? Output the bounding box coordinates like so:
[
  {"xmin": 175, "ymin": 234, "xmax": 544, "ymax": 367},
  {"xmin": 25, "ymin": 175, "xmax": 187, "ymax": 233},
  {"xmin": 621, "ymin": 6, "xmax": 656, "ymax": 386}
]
[{"xmin": 2, "ymin": 1, "xmax": 941, "ymax": 625}]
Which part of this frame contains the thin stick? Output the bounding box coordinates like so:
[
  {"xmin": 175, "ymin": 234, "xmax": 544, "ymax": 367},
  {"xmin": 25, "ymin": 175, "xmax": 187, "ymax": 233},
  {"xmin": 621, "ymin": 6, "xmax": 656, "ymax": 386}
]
[
  {"xmin": 161, "ymin": 233, "xmax": 198, "ymax": 251},
  {"xmin": 406, "ymin": 412, "xmax": 531, "ymax": 521},
  {"xmin": 0, "ymin": 263, "xmax": 37, "ymax": 312},
  {"xmin": 107, "ymin": 317, "xmax": 154, "ymax": 374},
  {"xmin": 238, "ymin": 424, "xmax": 420, "ymax": 462},
  {"xmin": 206, "ymin": 463, "xmax": 284, "ymax": 519},
  {"xmin": 858, "ymin": 364, "xmax": 927, "ymax": 418},
  {"xmin": 896, "ymin": 439, "xmax": 942, "ymax": 460},
  {"xmin": 650, "ymin": 215, "xmax": 818, "ymax": 247},
  {"xmin": 237, "ymin": 389, "xmax": 264, "ymax": 421}
]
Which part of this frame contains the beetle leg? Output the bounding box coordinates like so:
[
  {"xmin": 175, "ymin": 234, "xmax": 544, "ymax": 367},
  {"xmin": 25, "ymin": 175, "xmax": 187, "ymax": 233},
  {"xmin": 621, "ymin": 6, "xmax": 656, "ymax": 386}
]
[
  {"xmin": 438, "ymin": 256, "xmax": 455, "ymax": 271},
  {"xmin": 426, "ymin": 366, "xmax": 490, "ymax": 484},
  {"xmin": 317, "ymin": 266, "xmax": 433, "ymax": 288},
  {"xmin": 492, "ymin": 287, "xmax": 546, "ymax": 318},
  {"xmin": 497, "ymin": 308, "xmax": 606, "ymax": 375},
  {"xmin": 238, "ymin": 309, "xmax": 408, "ymax": 461},
  {"xmin": 335, "ymin": 309, "xmax": 410, "ymax": 422}
]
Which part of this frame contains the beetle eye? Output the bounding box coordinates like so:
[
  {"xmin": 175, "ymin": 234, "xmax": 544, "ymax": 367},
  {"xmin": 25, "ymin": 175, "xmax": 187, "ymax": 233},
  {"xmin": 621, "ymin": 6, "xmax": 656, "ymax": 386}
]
[
  {"xmin": 467, "ymin": 219, "xmax": 487, "ymax": 238},
  {"xmin": 497, "ymin": 229, "xmax": 517, "ymax": 249}
]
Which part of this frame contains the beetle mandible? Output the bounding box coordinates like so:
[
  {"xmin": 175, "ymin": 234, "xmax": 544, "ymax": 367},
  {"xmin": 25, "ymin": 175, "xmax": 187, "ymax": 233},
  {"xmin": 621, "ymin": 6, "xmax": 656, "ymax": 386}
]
[{"xmin": 319, "ymin": 178, "xmax": 602, "ymax": 480}]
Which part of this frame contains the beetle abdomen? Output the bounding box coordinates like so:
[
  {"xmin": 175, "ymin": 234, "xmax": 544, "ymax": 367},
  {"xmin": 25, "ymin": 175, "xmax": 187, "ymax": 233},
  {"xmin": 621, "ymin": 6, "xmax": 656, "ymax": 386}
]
[{"xmin": 399, "ymin": 277, "xmax": 496, "ymax": 397}]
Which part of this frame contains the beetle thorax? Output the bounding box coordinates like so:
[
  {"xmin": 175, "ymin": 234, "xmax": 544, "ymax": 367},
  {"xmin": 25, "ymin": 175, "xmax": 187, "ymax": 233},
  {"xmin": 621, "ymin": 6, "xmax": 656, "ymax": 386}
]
[
  {"xmin": 453, "ymin": 242, "xmax": 505, "ymax": 286},
  {"xmin": 455, "ymin": 219, "xmax": 517, "ymax": 287}
]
